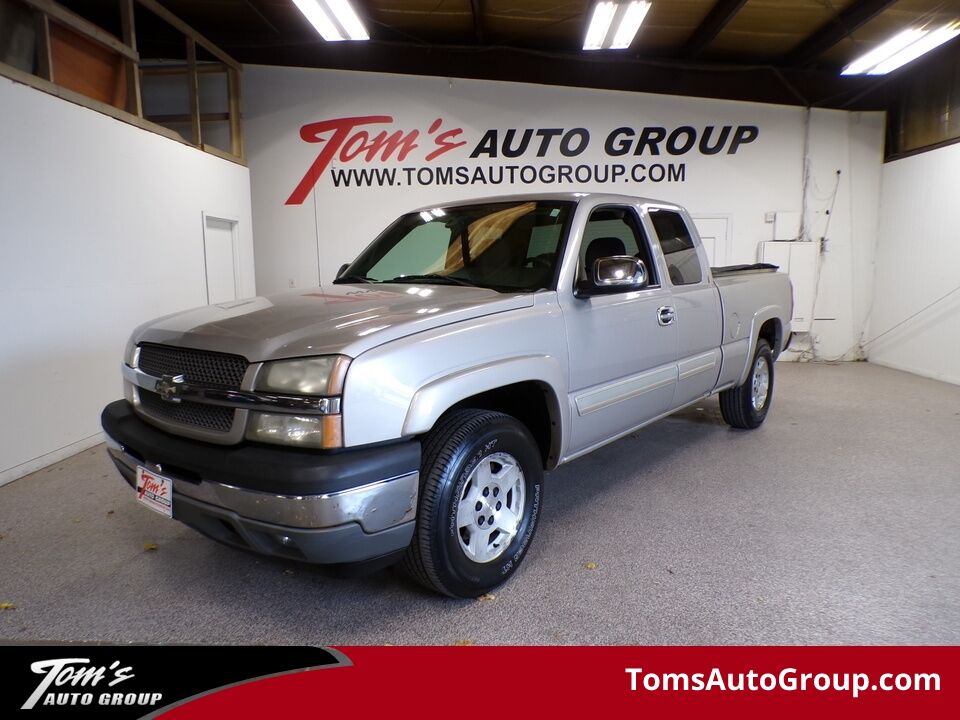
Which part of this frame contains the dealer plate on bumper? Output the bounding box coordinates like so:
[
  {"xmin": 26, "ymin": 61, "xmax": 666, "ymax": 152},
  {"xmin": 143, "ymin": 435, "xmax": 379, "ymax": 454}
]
[{"xmin": 135, "ymin": 466, "xmax": 173, "ymax": 518}]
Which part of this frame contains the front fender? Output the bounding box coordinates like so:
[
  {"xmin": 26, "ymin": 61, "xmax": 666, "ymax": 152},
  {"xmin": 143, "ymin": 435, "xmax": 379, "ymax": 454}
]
[
  {"xmin": 402, "ymin": 354, "xmax": 569, "ymax": 460},
  {"xmin": 341, "ymin": 299, "xmax": 569, "ymax": 449}
]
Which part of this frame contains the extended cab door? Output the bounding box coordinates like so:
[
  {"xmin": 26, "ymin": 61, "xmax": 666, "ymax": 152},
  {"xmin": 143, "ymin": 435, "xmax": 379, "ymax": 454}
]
[
  {"xmin": 645, "ymin": 206, "xmax": 723, "ymax": 408},
  {"xmin": 560, "ymin": 203, "xmax": 678, "ymax": 456}
]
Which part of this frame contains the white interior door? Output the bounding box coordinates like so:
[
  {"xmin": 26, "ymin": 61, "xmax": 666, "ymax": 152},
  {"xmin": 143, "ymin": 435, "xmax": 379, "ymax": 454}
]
[{"xmin": 203, "ymin": 216, "xmax": 239, "ymax": 304}]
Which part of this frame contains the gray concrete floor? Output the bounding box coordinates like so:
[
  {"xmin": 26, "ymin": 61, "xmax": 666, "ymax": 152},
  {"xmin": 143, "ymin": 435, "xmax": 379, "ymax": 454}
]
[{"xmin": 1, "ymin": 362, "xmax": 958, "ymax": 645}]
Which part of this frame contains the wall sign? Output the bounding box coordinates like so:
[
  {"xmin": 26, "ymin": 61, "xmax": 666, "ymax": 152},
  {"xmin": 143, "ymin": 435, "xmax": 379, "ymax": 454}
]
[{"xmin": 284, "ymin": 115, "xmax": 760, "ymax": 204}]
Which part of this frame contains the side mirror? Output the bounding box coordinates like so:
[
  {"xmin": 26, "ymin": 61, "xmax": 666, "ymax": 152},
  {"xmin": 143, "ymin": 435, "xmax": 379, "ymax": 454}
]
[
  {"xmin": 336, "ymin": 263, "xmax": 350, "ymax": 278},
  {"xmin": 576, "ymin": 256, "xmax": 648, "ymax": 297}
]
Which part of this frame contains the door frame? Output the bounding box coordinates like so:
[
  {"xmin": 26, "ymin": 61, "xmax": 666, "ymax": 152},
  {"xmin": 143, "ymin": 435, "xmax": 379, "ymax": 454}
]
[{"xmin": 201, "ymin": 212, "xmax": 241, "ymax": 305}]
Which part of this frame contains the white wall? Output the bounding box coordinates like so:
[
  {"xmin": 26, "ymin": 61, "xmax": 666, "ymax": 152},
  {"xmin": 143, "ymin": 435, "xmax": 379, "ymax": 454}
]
[
  {"xmin": 0, "ymin": 76, "xmax": 255, "ymax": 485},
  {"xmin": 243, "ymin": 66, "xmax": 883, "ymax": 361},
  {"xmin": 867, "ymin": 143, "xmax": 960, "ymax": 384},
  {"xmin": 793, "ymin": 109, "xmax": 885, "ymax": 360}
]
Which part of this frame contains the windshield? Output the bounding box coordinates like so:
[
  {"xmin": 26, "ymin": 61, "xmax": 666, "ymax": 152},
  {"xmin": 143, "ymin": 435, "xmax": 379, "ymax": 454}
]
[{"xmin": 335, "ymin": 200, "xmax": 575, "ymax": 293}]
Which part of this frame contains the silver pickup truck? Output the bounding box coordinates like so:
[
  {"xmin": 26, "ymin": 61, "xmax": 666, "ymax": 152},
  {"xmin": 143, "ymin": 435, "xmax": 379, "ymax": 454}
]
[{"xmin": 102, "ymin": 192, "xmax": 791, "ymax": 597}]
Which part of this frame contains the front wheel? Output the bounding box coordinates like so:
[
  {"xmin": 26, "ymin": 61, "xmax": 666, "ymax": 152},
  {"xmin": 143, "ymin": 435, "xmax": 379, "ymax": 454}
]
[
  {"xmin": 719, "ymin": 339, "xmax": 774, "ymax": 429},
  {"xmin": 402, "ymin": 409, "xmax": 543, "ymax": 598}
]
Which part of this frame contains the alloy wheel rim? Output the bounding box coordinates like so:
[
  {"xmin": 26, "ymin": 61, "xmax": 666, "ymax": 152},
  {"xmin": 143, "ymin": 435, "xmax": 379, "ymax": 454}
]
[
  {"xmin": 456, "ymin": 452, "xmax": 525, "ymax": 563},
  {"xmin": 751, "ymin": 356, "xmax": 770, "ymax": 411}
]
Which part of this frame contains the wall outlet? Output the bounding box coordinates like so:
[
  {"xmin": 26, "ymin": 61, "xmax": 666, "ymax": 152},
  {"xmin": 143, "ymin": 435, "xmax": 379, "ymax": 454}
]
[
  {"xmin": 288, "ymin": 278, "xmax": 296, "ymax": 288},
  {"xmin": 764, "ymin": 212, "xmax": 776, "ymax": 223}
]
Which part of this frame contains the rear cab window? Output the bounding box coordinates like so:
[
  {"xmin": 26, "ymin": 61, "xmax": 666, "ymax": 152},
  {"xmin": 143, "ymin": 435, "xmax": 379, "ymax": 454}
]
[{"xmin": 649, "ymin": 209, "xmax": 703, "ymax": 286}]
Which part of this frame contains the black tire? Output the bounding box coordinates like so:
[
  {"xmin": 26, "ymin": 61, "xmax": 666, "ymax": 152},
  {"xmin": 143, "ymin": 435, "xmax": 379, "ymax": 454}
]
[
  {"xmin": 402, "ymin": 409, "xmax": 544, "ymax": 598},
  {"xmin": 719, "ymin": 339, "xmax": 774, "ymax": 429}
]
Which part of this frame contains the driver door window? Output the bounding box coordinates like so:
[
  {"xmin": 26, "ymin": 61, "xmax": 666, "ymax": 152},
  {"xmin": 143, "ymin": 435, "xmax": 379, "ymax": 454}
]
[{"xmin": 578, "ymin": 207, "xmax": 658, "ymax": 286}]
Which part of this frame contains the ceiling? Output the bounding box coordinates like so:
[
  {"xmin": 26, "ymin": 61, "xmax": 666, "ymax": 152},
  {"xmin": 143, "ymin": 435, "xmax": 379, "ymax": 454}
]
[{"xmin": 57, "ymin": 0, "xmax": 960, "ymax": 109}]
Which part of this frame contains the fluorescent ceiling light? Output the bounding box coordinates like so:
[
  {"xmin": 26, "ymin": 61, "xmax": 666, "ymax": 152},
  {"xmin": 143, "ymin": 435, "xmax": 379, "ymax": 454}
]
[
  {"xmin": 584, "ymin": 2, "xmax": 617, "ymax": 50},
  {"xmin": 293, "ymin": 0, "xmax": 369, "ymax": 42},
  {"xmin": 871, "ymin": 23, "xmax": 960, "ymax": 74},
  {"xmin": 584, "ymin": 1, "xmax": 651, "ymax": 51},
  {"xmin": 611, "ymin": 1, "xmax": 652, "ymax": 49},
  {"xmin": 292, "ymin": 0, "xmax": 341, "ymax": 40},
  {"xmin": 327, "ymin": 0, "xmax": 368, "ymax": 40},
  {"xmin": 842, "ymin": 21, "xmax": 960, "ymax": 75}
]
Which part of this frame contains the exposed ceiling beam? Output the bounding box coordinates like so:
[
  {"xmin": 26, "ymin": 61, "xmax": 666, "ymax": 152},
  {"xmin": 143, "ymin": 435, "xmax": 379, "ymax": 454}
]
[
  {"xmin": 784, "ymin": 0, "xmax": 898, "ymax": 67},
  {"xmin": 470, "ymin": 0, "xmax": 484, "ymax": 44},
  {"xmin": 681, "ymin": 0, "xmax": 748, "ymax": 59},
  {"xmin": 223, "ymin": 39, "xmax": 884, "ymax": 110},
  {"xmin": 243, "ymin": 0, "xmax": 280, "ymax": 36}
]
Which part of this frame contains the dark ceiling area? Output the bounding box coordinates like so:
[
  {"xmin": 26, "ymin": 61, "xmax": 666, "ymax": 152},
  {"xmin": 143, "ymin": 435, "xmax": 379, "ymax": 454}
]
[{"xmin": 56, "ymin": 0, "xmax": 960, "ymax": 109}]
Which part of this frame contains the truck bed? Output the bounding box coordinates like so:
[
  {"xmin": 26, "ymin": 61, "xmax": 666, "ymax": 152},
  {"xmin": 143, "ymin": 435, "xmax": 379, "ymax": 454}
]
[
  {"xmin": 710, "ymin": 262, "xmax": 793, "ymax": 391},
  {"xmin": 711, "ymin": 263, "xmax": 779, "ymax": 277}
]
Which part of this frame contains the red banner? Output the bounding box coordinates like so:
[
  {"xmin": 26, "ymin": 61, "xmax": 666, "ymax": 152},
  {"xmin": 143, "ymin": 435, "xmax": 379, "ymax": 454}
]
[{"xmin": 159, "ymin": 646, "xmax": 958, "ymax": 719}]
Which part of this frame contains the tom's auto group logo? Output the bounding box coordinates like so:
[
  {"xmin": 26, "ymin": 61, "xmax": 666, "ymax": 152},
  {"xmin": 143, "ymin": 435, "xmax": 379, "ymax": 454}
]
[
  {"xmin": 2, "ymin": 645, "xmax": 343, "ymax": 718},
  {"xmin": 284, "ymin": 114, "xmax": 761, "ymax": 200},
  {"xmin": 21, "ymin": 658, "xmax": 161, "ymax": 710}
]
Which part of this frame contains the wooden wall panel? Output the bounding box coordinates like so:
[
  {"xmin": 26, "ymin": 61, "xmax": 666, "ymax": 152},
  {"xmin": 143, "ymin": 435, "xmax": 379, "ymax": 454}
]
[{"xmin": 49, "ymin": 20, "xmax": 126, "ymax": 108}]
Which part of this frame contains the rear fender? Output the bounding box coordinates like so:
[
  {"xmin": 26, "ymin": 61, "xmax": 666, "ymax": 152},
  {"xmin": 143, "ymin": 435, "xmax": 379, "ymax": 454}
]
[{"xmin": 736, "ymin": 307, "xmax": 783, "ymax": 386}]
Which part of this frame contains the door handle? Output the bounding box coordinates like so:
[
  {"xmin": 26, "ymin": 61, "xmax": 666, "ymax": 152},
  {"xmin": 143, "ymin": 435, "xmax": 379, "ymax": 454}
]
[{"xmin": 658, "ymin": 306, "xmax": 676, "ymax": 326}]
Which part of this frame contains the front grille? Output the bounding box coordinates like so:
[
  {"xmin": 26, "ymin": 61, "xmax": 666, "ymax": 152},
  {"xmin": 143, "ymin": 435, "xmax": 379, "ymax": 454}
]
[
  {"xmin": 138, "ymin": 390, "xmax": 235, "ymax": 433},
  {"xmin": 138, "ymin": 343, "xmax": 248, "ymax": 389},
  {"xmin": 135, "ymin": 343, "xmax": 248, "ymax": 435}
]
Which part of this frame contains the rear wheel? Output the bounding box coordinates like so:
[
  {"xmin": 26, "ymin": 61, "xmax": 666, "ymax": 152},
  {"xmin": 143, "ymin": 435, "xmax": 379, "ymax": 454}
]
[
  {"xmin": 719, "ymin": 339, "xmax": 774, "ymax": 429},
  {"xmin": 403, "ymin": 409, "xmax": 543, "ymax": 598}
]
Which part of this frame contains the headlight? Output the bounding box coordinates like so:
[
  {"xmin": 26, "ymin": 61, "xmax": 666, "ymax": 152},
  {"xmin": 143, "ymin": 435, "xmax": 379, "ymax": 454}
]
[
  {"xmin": 248, "ymin": 355, "xmax": 349, "ymax": 449},
  {"xmin": 246, "ymin": 413, "xmax": 343, "ymax": 449},
  {"xmin": 255, "ymin": 356, "xmax": 349, "ymax": 395}
]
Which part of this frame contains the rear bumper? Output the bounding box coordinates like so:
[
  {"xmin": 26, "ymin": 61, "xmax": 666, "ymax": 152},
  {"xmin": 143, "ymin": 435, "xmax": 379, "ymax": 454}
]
[{"xmin": 101, "ymin": 400, "xmax": 420, "ymax": 564}]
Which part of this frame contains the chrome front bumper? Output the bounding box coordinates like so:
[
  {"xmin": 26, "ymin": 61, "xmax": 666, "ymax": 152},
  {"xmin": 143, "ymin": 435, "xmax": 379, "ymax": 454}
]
[
  {"xmin": 105, "ymin": 435, "xmax": 418, "ymax": 534},
  {"xmin": 101, "ymin": 398, "xmax": 421, "ymax": 564}
]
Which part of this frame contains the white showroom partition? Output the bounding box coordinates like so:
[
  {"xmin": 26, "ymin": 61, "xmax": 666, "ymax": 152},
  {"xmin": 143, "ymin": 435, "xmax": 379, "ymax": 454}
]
[
  {"xmin": 868, "ymin": 143, "xmax": 960, "ymax": 385},
  {"xmin": 0, "ymin": 76, "xmax": 255, "ymax": 485}
]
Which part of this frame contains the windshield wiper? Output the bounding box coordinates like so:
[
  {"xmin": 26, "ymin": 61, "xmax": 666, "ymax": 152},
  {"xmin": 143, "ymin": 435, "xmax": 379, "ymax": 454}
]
[
  {"xmin": 333, "ymin": 274, "xmax": 377, "ymax": 284},
  {"xmin": 387, "ymin": 274, "xmax": 479, "ymax": 287}
]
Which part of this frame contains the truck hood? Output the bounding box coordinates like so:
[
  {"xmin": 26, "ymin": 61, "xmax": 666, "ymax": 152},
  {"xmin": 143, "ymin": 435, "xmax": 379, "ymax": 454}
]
[{"xmin": 135, "ymin": 283, "xmax": 535, "ymax": 361}]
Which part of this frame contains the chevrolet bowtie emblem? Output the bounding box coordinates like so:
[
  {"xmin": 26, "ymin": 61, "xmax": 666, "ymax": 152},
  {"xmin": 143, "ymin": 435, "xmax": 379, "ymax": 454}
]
[{"xmin": 155, "ymin": 374, "xmax": 185, "ymax": 403}]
